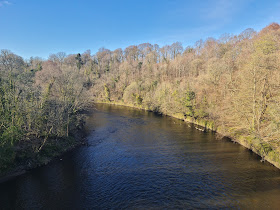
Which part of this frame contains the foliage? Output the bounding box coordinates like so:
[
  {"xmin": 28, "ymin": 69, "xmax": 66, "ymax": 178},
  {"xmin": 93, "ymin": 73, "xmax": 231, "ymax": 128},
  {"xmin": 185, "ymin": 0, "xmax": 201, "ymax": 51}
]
[
  {"xmin": 2, "ymin": 22, "xmax": 280, "ymax": 171},
  {"xmin": 89, "ymin": 23, "xmax": 280, "ymax": 161},
  {"xmin": 0, "ymin": 50, "xmax": 90, "ymax": 173}
]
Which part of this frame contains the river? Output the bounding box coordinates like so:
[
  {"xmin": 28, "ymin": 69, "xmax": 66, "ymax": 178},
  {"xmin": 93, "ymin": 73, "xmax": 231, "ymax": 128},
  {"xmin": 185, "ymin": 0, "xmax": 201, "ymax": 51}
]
[{"xmin": 1, "ymin": 104, "xmax": 280, "ymax": 209}]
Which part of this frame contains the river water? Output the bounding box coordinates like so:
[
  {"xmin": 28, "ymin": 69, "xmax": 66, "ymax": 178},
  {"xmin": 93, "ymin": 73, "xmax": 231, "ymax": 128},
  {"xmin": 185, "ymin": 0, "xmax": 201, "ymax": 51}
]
[{"xmin": 1, "ymin": 104, "xmax": 280, "ymax": 209}]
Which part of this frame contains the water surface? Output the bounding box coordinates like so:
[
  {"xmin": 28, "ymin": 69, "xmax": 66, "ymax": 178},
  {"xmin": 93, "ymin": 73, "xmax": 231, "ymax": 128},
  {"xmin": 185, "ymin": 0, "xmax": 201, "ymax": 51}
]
[{"xmin": 1, "ymin": 104, "xmax": 280, "ymax": 209}]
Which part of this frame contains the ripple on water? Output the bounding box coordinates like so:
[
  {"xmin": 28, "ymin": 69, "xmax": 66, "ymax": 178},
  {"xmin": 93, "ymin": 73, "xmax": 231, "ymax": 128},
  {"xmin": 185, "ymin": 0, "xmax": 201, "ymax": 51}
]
[{"xmin": 1, "ymin": 104, "xmax": 280, "ymax": 209}]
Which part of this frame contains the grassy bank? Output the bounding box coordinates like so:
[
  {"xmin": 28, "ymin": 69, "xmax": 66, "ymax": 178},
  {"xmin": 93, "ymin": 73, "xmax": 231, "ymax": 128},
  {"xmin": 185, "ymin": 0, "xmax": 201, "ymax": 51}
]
[{"xmin": 97, "ymin": 101, "xmax": 280, "ymax": 169}]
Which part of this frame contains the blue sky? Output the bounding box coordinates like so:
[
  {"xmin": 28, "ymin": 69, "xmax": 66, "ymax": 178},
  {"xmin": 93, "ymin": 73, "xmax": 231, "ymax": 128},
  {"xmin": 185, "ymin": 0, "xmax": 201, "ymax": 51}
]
[{"xmin": 0, "ymin": 0, "xmax": 279, "ymax": 59}]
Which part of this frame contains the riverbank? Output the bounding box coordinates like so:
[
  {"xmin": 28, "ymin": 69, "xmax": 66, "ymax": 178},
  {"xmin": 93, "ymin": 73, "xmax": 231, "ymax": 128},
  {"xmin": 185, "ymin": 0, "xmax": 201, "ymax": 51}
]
[
  {"xmin": 0, "ymin": 129, "xmax": 87, "ymax": 184},
  {"xmin": 96, "ymin": 100, "xmax": 280, "ymax": 169}
]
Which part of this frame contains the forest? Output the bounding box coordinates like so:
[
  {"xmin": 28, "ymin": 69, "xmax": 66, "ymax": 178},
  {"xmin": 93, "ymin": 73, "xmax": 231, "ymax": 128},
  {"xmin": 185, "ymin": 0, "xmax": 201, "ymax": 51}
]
[
  {"xmin": 1, "ymin": 23, "xmax": 280, "ymax": 173},
  {"xmin": 92, "ymin": 23, "xmax": 280, "ymax": 166},
  {"xmin": 0, "ymin": 50, "xmax": 90, "ymax": 173}
]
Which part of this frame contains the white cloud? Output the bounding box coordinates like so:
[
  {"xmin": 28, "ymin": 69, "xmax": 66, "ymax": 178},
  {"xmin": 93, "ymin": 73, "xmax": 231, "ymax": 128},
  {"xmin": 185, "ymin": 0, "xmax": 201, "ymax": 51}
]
[{"xmin": 0, "ymin": 1, "xmax": 11, "ymax": 7}]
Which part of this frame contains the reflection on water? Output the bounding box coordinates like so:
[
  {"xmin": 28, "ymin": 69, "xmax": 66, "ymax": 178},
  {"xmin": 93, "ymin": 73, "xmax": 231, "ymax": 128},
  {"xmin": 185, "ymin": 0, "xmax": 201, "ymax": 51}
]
[{"xmin": 1, "ymin": 104, "xmax": 280, "ymax": 209}]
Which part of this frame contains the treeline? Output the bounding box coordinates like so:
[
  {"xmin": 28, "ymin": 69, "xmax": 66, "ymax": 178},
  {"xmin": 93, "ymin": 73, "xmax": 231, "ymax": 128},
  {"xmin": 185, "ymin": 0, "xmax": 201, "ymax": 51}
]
[
  {"xmin": 89, "ymin": 23, "xmax": 280, "ymax": 164},
  {"xmin": 0, "ymin": 51, "xmax": 90, "ymax": 172},
  {"xmin": 1, "ymin": 22, "xmax": 280, "ymax": 171}
]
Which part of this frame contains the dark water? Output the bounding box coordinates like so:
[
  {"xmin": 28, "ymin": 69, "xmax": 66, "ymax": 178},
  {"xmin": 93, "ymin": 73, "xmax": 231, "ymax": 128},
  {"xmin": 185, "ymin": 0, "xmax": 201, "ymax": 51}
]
[{"xmin": 1, "ymin": 104, "xmax": 280, "ymax": 209}]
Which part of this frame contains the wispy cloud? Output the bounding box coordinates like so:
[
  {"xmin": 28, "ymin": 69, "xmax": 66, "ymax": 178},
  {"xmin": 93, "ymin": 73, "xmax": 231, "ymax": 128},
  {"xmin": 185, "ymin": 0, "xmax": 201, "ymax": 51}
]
[
  {"xmin": 201, "ymin": 0, "xmax": 234, "ymax": 20},
  {"xmin": 199, "ymin": 0, "xmax": 253, "ymax": 22},
  {"xmin": 0, "ymin": 1, "xmax": 11, "ymax": 7}
]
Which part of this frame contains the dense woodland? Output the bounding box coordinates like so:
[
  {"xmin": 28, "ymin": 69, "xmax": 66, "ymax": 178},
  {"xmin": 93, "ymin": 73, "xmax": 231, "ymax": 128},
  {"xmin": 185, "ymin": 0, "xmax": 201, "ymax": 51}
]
[
  {"xmin": 91, "ymin": 23, "xmax": 280, "ymax": 164},
  {"xmin": 1, "ymin": 23, "xmax": 280, "ymax": 172},
  {"xmin": 0, "ymin": 50, "xmax": 90, "ymax": 172}
]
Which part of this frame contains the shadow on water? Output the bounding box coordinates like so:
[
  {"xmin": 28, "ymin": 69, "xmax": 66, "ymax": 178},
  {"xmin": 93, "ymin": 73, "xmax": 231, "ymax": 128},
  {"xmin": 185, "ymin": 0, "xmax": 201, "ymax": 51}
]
[{"xmin": 1, "ymin": 103, "xmax": 280, "ymax": 209}]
